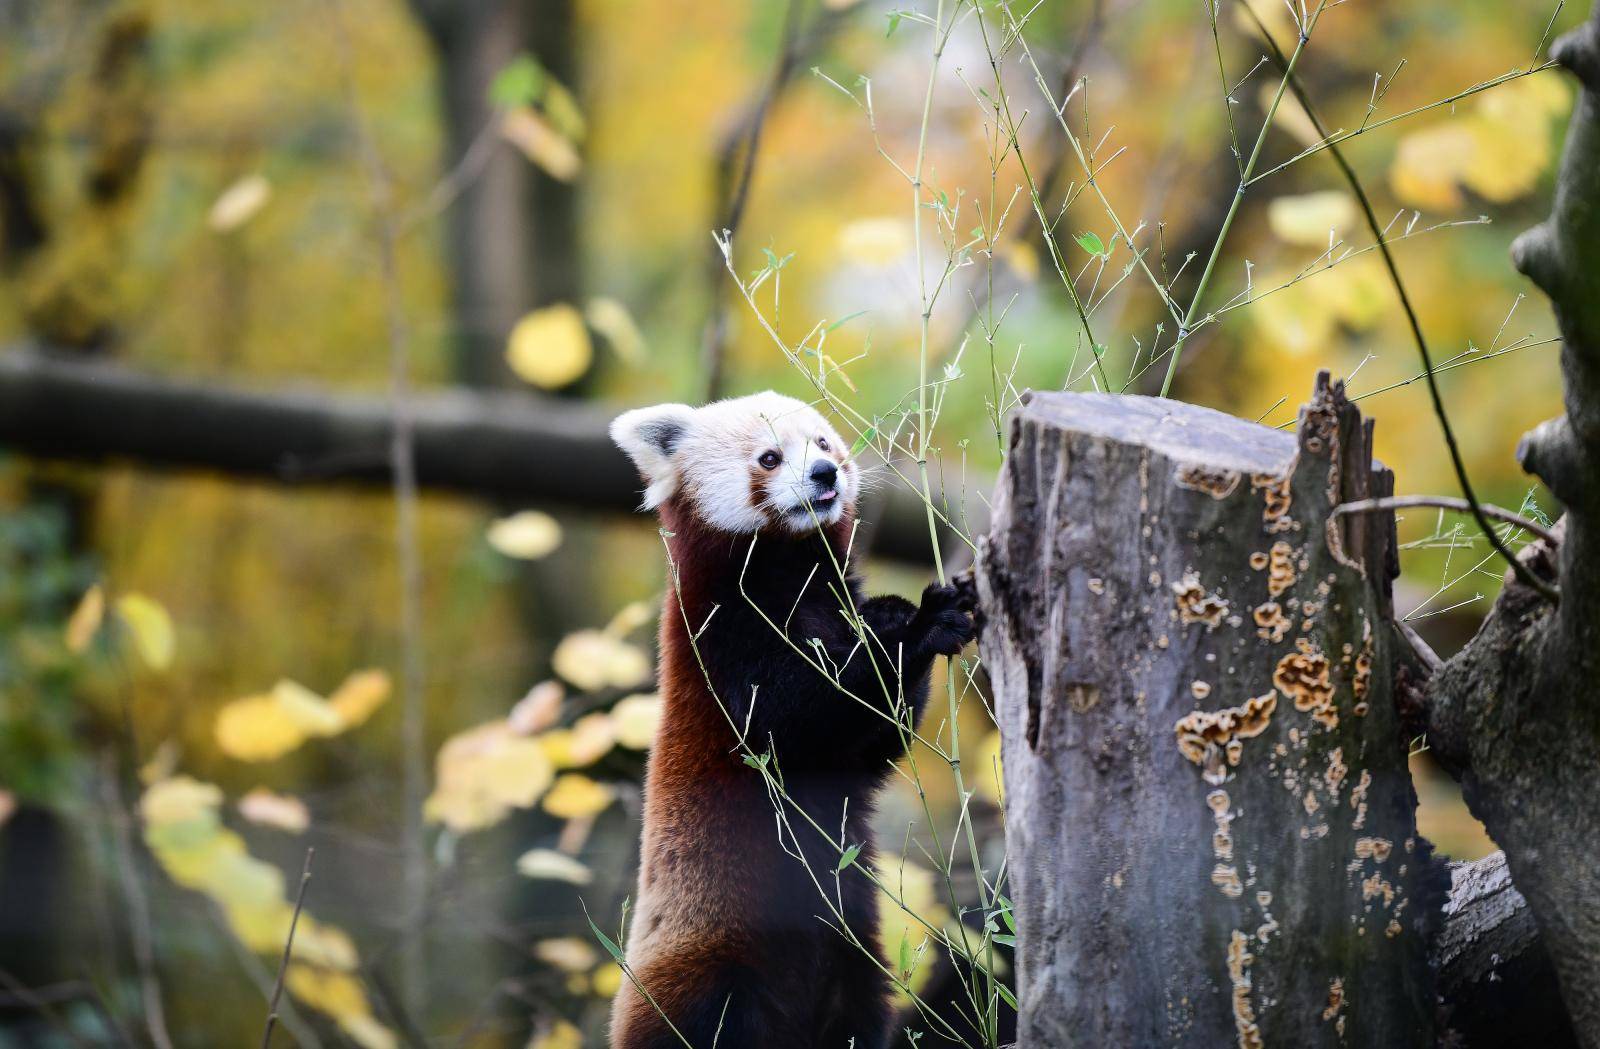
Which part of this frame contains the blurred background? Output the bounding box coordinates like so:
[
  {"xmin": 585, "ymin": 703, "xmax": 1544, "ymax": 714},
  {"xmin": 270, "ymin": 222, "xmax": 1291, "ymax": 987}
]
[{"xmin": 0, "ymin": 0, "xmax": 1577, "ymax": 1044}]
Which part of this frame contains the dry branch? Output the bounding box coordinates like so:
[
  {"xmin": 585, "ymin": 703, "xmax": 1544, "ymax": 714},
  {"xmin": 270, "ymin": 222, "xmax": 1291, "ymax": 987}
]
[{"xmin": 0, "ymin": 346, "xmax": 961, "ymax": 565}]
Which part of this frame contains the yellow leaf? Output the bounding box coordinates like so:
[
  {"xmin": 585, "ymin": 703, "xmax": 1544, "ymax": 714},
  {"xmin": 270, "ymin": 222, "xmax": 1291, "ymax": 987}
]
[
  {"xmin": 116, "ymin": 593, "xmax": 175, "ymax": 670},
  {"xmin": 1000, "ymin": 241, "xmax": 1039, "ymax": 283},
  {"xmin": 528, "ymin": 1019, "xmax": 584, "ymax": 1049},
  {"xmin": 424, "ymin": 720, "xmax": 555, "ymax": 832},
  {"xmin": 487, "ymin": 510, "xmax": 564, "ymax": 559},
  {"xmin": 215, "ymin": 693, "xmax": 309, "ymax": 762},
  {"xmin": 1262, "ymin": 82, "xmax": 1320, "ymax": 148},
  {"xmin": 273, "ymin": 680, "xmax": 345, "ymax": 737},
  {"xmin": 288, "ymin": 916, "xmax": 359, "ymax": 970},
  {"xmin": 612, "ymin": 693, "xmax": 663, "ymax": 749},
  {"xmin": 1390, "ymin": 77, "xmax": 1570, "ymax": 211},
  {"xmin": 541, "ymin": 773, "xmax": 615, "ymax": 819},
  {"xmin": 1267, "ymin": 191, "xmax": 1355, "ymax": 246},
  {"xmin": 1461, "ymin": 117, "xmax": 1548, "ymax": 203},
  {"xmin": 591, "ymin": 962, "xmax": 623, "ymax": 998},
  {"xmin": 1248, "ymin": 275, "xmax": 1339, "ymax": 358},
  {"xmin": 838, "ymin": 217, "xmax": 912, "ymax": 266},
  {"xmin": 140, "ymin": 775, "xmax": 224, "ymax": 828},
  {"xmin": 501, "ymin": 106, "xmax": 582, "ymax": 182},
  {"xmin": 1319, "ymin": 255, "xmax": 1389, "ymax": 332},
  {"xmin": 340, "ymin": 1015, "xmax": 400, "ymax": 1049},
  {"xmin": 216, "ymin": 673, "xmax": 381, "ymax": 763},
  {"xmin": 974, "ymin": 727, "xmax": 1004, "ymax": 807},
  {"xmin": 575, "ymin": 713, "xmax": 619, "ymax": 766},
  {"xmin": 65, "ymin": 584, "xmax": 104, "ymax": 652},
  {"xmin": 238, "ymin": 788, "xmax": 310, "ymax": 833},
  {"xmin": 535, "ymin": 937, "xmax": 598, "ymax": 973},
  {"xmin": 515, "ymin": 848, "xmax": 593, "ymax": 885},
  {"xmin": 139, "ymin": 739, "xmax": 179, "ymax": 785},
  {"xmin": 285, "ymin": 967, "xmax": 396, "ymax": 1049},
  {"xmin": 604, "ymin": 600, "xmax": 654, "ymax": 638},
  {"xmin": 1390, "ymin": 123, "xmax": 1474, "ymax": 211},
  {"xmin": 586, "ymin": 296, "xmax": 646, "ymax": 362},
  {"xmin": 540, "ymin": 713, "xmax": 616, "ymax": 769},
  {"xmin": 208, "ymin": 174, "xmax": 271, "ymax": 232},
  {"xmin": 285, "ymin": 964, "xmax": 365, "ymax": 1015},
  {"xmin": 874, "ymin": 861, "xmax": 949, "ymax": 1006},
  {"xmin": 328, "ymin": 669, "xmax": 391, "ymax": 728},
  {"xmin": 139, "ymin": 779, "xmax": 382, "ymax": 1046},
  {"xmin": 509, "ymin": 680, "xmax": 565, "ymax": 736},
  {"xmin": 506, "ymin": 303, "xmax": 592, "ymax": 389},
  {"xmin": 552, "ymin": 630, "xmax": 651, "ymax": 692}
]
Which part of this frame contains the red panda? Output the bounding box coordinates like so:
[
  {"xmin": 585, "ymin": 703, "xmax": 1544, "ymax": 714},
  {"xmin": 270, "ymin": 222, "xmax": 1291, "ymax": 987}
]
[{"xmin": 607, "ymin": 392, "xmax": 975, "ymax": 1049}]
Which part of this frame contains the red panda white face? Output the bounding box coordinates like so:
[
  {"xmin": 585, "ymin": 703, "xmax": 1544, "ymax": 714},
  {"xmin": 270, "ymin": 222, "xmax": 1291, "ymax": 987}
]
[{"xmin": 610, "ymin": 392, "xmax": 860, "ymax": 535}]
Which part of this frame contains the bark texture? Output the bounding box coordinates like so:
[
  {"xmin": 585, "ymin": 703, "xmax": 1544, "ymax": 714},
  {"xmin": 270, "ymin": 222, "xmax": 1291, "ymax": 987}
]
[
  {"xmin": 977, "ymin": 376, "xmax": 1437, "ymax": 1046},
  {"xmin": 1435, "ymin": 852, "xmax": 1578, "ymax": 1047},
  {"xmin": 1424, "ymin": 6, "xmax": 1600, "ymax": 1044}
]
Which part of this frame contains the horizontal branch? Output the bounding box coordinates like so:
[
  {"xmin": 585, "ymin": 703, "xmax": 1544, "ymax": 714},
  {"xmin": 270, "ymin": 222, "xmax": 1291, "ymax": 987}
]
[
  {"xmin": 1435, "ymin": 851, "xmax": 1577, "ymax": 1047},
  {"xmin": 1333, "ymin": 495, "xmax": 1560, "ymax": 548},
  {"xmin": 0, "ymin": 346, "xmax": 954, "ymax": 565}
]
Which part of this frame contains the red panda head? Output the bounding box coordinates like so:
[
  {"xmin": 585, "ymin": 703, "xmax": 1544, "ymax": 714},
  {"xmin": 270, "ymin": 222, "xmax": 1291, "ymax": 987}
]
[{"xmin": 610, "ymin": 391, "xmax": 860, "ymax": 535}]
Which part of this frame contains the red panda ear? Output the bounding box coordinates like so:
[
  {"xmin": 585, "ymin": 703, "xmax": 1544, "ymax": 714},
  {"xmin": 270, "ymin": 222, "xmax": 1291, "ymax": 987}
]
[{"xmin": 610, "ymin": 403, "xmax": 695, "ymax": 509}]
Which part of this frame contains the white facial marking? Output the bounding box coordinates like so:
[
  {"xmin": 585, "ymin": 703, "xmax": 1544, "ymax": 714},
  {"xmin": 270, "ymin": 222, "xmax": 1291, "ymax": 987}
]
[{"xmin": 611, "ymin": 392, "xmax": 859, "ymax": 535}]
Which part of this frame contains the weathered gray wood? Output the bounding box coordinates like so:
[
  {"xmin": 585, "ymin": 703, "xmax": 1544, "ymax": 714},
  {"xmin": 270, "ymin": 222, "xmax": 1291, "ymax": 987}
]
[
  {"xmin": 1435, "ymin": 852, "xmax": 1579, "ymax": 1048},
  {"xmin": 977, "ymin": 374, "xmax": 1435, "ymax": 1047}
]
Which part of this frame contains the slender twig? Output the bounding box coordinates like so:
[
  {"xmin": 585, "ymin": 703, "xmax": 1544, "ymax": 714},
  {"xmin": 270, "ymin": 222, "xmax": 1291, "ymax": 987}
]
[
  {"xmin": 261, "ymin": 849, "xmax": 315, "ymax": 1049},
  {"xmin": 399, "ymin": 111, "xmax": 501, "ymax": 234},
  {"xmin": 0, "ymin": 970, "xmax": 97, "ymax": 1049},
  {"xmin": 1240, "ymin": 1, "xmax": 1560, "ymax": 602},
  {"xmin": 216, "ymin": 903, "xmax": 324, "ymax": 1049},
  {"xmin": 99, "ymin": 756, "xmax": 175, "ymax": 1049},
  {"xmin": 1160, "ymin": 0, "xmax": 1330, "ymax": 396},
  {"xmin": 703, "ymin": 0, "xmax": 852, "ymax": 400},
  {"xmin": 1333, "ymin": 496, "xmax": 1559, "ymax": 548},
  {"xmin": 327, "ymin": 0, "xmax": 434, "ymax": 1007}
]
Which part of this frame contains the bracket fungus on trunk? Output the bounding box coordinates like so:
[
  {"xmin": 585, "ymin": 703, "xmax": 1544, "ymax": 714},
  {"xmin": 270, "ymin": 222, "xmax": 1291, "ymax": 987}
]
[{"xmin": 977, "ymin": 374, "xmax": 1439, "ymax": 1047}]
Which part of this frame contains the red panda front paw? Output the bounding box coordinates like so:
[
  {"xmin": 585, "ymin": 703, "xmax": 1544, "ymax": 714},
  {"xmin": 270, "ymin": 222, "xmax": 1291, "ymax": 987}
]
[{"xmin": 914, "ymin": 583, "xmax": 977, "ymax": 657}]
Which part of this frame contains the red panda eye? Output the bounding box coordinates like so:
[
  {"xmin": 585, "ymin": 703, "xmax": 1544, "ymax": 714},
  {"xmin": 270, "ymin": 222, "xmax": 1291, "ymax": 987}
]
[
  {"xmin": 816, "ymin": 436, "xmax": 830, "ymax": 452},
  {"xmin": 758, "ymin": 450, "xmax": 782, "ymax": 470}
]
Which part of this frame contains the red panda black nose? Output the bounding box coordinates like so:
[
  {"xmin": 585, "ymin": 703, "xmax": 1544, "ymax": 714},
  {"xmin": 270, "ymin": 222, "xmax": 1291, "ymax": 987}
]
[{"xmin": 809, "ymin": 460, "xmax": 838, "ymax": 488}]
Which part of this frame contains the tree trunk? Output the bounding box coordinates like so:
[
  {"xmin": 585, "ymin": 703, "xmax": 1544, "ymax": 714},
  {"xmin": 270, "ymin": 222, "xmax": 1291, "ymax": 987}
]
[
  {"xmin": 977, "ymin": 375, "xmax": 1437, "ymax": 1046},
  {"xmin": 1421, "ymin": 5, "xmax": 1600, "ymax": 1044}
]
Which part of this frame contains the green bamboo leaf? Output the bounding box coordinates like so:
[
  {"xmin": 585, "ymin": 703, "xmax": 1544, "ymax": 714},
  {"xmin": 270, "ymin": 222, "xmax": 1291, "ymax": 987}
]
[
  {"xmin": 584, "ymin": 907, "xmax": 626, "ymax": 964},
  {"xmin": 837, "ymin": 843, "xmax": 862, "ymax": 870},
  {"xmin": 1075, "ymin": 231, "xmax": 1106, "ymax": 256},
  {"xmin": 489, "ymin": 54, "xmax": 545, "ymax": 109}
]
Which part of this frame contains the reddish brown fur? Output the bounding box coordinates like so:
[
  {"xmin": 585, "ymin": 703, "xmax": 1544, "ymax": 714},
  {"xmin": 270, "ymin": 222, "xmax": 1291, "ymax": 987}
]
[{"xmin": 609, "ymin": 495, "xmax": 971, "ymax": 1049}]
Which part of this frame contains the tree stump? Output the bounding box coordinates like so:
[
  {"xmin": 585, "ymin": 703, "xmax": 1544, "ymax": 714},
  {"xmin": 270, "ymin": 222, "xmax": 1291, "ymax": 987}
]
[{"xmin": 976, "ymin": 374, "xmax": 1435, "ymax": 1046}]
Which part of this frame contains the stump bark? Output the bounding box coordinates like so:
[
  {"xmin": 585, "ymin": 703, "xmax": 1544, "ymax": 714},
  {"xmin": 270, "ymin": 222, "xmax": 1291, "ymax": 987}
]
[{"xmin": 977, "ymin": 374, "xmax": 1436, "ymax": 1046}]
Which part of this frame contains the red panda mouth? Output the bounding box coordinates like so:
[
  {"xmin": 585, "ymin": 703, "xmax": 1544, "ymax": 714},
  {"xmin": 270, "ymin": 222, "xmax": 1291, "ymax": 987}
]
[{"xmin": 814, "ymin": 489, "xmax": 837, "ymax": 504}]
